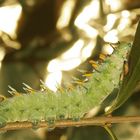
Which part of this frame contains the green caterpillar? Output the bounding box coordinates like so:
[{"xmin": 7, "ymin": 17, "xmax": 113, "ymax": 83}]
[{"xmin": 0, "ymin": 42, "xmax": 131, "ymax": 128}]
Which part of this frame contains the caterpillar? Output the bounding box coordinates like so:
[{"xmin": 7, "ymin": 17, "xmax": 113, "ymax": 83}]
[{"xmin": 0, "ymin": 42, "xmax": 131, "ymax": 129}]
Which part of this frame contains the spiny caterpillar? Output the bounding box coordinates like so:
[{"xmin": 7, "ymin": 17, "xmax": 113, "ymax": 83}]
[{"xmin": 0, "ymin": 43, "xmax": 131, "ymax": 129}]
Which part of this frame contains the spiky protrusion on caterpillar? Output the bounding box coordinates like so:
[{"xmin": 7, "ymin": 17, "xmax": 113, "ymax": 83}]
[{"xmin": 0, "ymin": 43, "xmax": 131, "ymax": 128}]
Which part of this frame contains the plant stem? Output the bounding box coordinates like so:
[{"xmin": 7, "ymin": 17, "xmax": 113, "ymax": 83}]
[
  {"xmin": 103, "ymin": 125, "xmax": 118, "ymax": 140},
  {"xmin": 0, "ymin": 116, "xmax": 140, "ymax": 132}
]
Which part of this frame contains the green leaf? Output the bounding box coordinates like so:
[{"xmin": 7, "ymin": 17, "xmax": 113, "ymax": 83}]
[{"xmin": 107, "ymin": 21, "xmax": 140, "ymax": 113}]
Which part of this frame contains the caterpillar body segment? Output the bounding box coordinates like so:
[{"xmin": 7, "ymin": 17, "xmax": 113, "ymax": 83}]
[{"xmin": 0, "ymin": 43, "xmax": 131, "ymax": 128}]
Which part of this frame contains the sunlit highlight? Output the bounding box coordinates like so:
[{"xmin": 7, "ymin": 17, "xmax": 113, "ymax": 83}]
[
  {"xmin": 104, "ymin": 29, "xmax": 118, "ymax": 43},
  {"xmin": 47, "ymin": 59, "xmax": 60, "ymax": 72},
  {"xmin": 1, "ymin": 33, "xmax": 21, "ymax": 49},
  {"xmin": 46, "ymin": 0, "xmax": 127, "ymax": 92},
  {"xmin": 0, "ymin": 4, "xmax": 22, "ymax": 37},
  {"xmin": 0, "ymin": 48, "xmax": 5, "ymax": 61},
  {"xmin": 82, "ymin": 41, "xmax": 96, "ymax": 60},
  {"xmin": 47, "ymin": 39, "xmax": 85, "ymax": 90},
  {"xmin": 121, "ymin": 10, "xmax": 130, "ymax": 18},
  {"xmin": 118, "ymin": 10, "xmax": 130, "ymax": 31},
  {"xmin": 57, "ymin": 0, "xmax": 75, "ymax": 29},
  {"xmin": 0, "ymin": 48, "xmax": 5, "ymax": 69},
  {"xmin": 102, "ymin": 44, "xmax": 114, "ymax": 55},
  {"xmin": 76, "ymin": 0, "xmax": 100, "ymax": 21},
  {"xmin": 45, "ymin": 71, "xmax": 62, "ymax": 92},
  {"xmin": 83, "ymin": 25, "xmax": 98, "ymax": 38},
  {"xmin": 48, "ymin": 39, "xmax": 84, "ymax": 72},
  {"xmin": 105, "ymin": 0, "xmax": 122, "ymax": 11},
  {"xmin": 48, "ymin": 58, "xmax": 81, "ymax": 72},
  {"xmin": 62, "ymin": 39, "xmax": 84, "ymax": 59},
  {"xmin": 104, "ymin": 14, "xmax": 118, "ymax": 32},
  {"xmin": 74, "ymin": 0, "xmax": 99, "ymax": 38}
]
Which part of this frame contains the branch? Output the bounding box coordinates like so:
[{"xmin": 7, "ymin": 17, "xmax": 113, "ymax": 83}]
[{"xmin": 1, "ymin": 116, "xmax": 140, "ymax": 131}]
